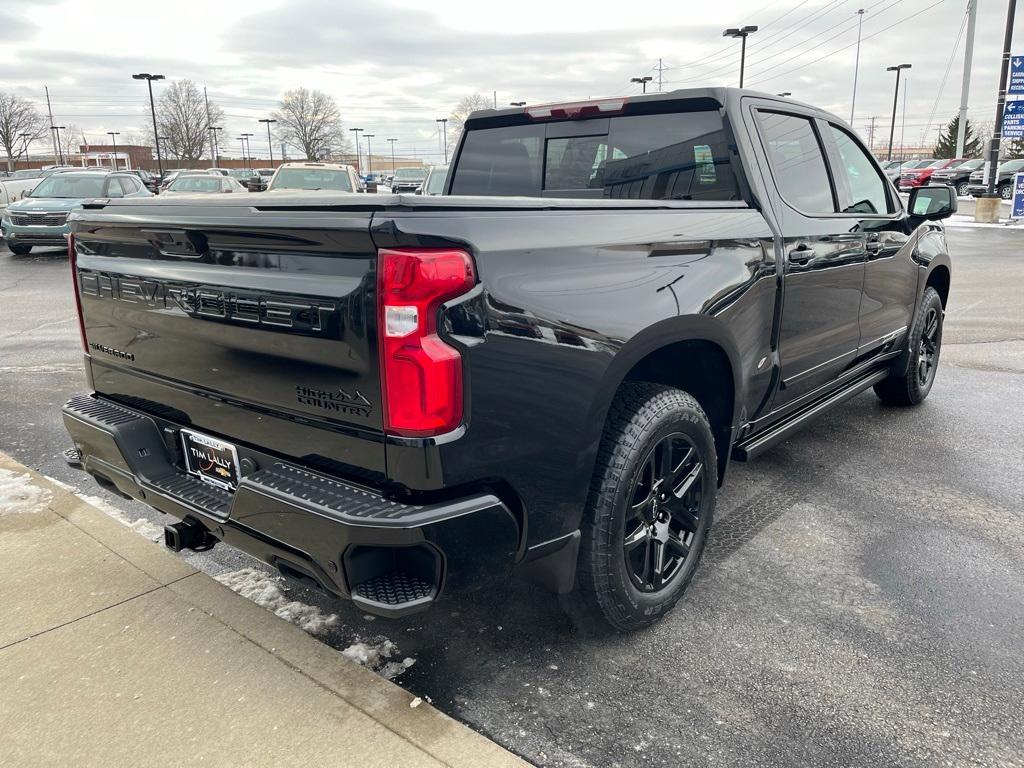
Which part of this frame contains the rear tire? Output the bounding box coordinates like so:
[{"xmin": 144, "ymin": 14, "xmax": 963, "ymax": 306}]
[
  {"xmin": 568, "ymin": 383, "xmax": 716, "ymax": 633},
  {"xmin": 7, "ymin": 243, "xmax": 31, "ymax": 256},
  {"xmin": 874, "ymin": 287, "xmax": 944, "ymax": 406},
  {"xmin": 1000, "ymin": 183, "xmax": 1012, "ymax": 201}
]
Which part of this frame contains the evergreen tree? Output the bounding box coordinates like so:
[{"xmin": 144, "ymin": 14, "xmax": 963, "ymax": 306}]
[{"xmin": 933, "ymin": 114, "xmax": 983, "ymax": 158}]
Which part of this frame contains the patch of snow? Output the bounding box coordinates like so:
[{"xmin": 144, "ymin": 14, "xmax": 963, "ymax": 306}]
[
  {"xmin": 74, "ymin": 492, "xmax": 164, "ymax": 542},
  {"xmin": 341, "ymin": 638, "xmax": 416, "ymax": 680},
  {"xmin": 214, "ymin": 567, "xmax": 339, "ymax": 635},
  {"xmin": 0, "ymin": 469, "xmax": 52, "ymax": 515}
]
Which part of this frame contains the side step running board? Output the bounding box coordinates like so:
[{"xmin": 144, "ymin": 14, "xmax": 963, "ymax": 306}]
[{"xmin": 732, "ymin": 369, "xmax": 889, "ymax": 462}]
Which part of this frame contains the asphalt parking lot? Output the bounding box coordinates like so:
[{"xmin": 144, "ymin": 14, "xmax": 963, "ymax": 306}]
[{"xmin": 1, "ymin": 223, "xmax": 1022, "ymax": 768}]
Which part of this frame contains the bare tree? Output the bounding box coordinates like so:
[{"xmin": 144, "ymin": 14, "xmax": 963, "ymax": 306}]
[
  {"xmin": 0, "ymin": 92, "xmax": 47, "ymax": 171},
  {"xmin": 58, "ymin": 123, "xmax": 84, "ymax": 164},
  {"xmin": 149, "ymin": 79, "xmax": 223, "ymax": 163},
  {"xmin": 447, "ymin": 94, "xmax": 492, "ymax": 154},
  {"xmin": 271, "ymin": 88, "xmax": 347, "ymax": 160}
]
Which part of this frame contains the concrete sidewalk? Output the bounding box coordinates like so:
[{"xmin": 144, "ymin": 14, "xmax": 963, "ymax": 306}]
[{"xmin": 0, "ymin": 452, "xmax": 529, "ymax": 768}]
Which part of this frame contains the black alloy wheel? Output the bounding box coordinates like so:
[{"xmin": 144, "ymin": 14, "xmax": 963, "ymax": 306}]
[
  {"xmin": 623, "ymin": 433, "xmax": 704, "ymax": 593},
  {"xmin": 917, "ymin": 305, "xmax": 940, "ymax": 390}
]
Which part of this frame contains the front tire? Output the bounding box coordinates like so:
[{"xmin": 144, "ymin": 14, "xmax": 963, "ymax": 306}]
[
  {"xmin": 570, "ymin": 383, "xmax": 716, "ymax": 632},
  {"xmin": 955, "ymin": 181, "xmax": 969, "ymax": 197},
  {"xmin": 1000, "ymin": 183, "xmax": 1012, "ymax": 201},
  {"xmin": 874, "ymin": 286, "xmax": 944, "ymax": 406}
]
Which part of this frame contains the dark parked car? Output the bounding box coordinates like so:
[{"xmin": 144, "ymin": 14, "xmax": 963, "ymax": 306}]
[
  {"xmin": 965, "ymin": 159, "xmax": 1024, "ymax": 200},
  {"xmin": 121, "ymin": 169, "xmax": 159, "ymax": 193},
  {"xmin": 929, "ymin": 159, "xmax": 984, "ymax": 197},
  {"xmin": 390, "ymin": 166, "xmax": 427, "ymax": 193},
  {"xmin": 62, "ymin": 88, "xmax": 954, "ymax": 631}
]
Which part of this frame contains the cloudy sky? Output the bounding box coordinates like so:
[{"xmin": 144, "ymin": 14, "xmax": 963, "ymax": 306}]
[{"xmin": 0, "ymin": 0, "xmax": 1021, "ymax": 163}]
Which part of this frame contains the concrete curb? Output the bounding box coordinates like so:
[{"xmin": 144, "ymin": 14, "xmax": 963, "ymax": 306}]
[{"xmin": 0, "ymin": 452, "xmax": 530, "ymax": 768}]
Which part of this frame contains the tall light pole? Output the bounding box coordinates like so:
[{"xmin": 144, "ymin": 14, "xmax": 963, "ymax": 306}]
[
  {"xmin": 18, "ymin": 132, "xmax": 31, "ymax": 169},
  {"xmin": 364, "ymin": 134, "xmax": 374, "ymax": 174},
  {"xmin": 107, "ymin": 131, "xmax": 120, "ymax": 169},
  {"xmin": 51, "ymin": 125, "xmax": 66, "ymax": 165},
  {"xmin": 349, "ymin": 127, "xmax": 363, "ymax": 174},
  {"xmin": 630, "ymin": 76, "xmax": 653, "ymax": 93},
  {"xmin": 886, "ymin": 64, "xmax": 911, "ymax": 161},
  {"xmin": 723, "ymin": 26, "xmax": 758, "ymax": 88},
  {"xmin": 387, "ymin": 138, "xmax": 397, "ymax": 173},
  {"xmin": 132, "ymin": 73, "xmax": 165, "ymax": 177},
  {"xmin": 436, "ymin": 118, "xmax": 448, "ymax": 163},
  {"xmin": 510, "ymin": 101, "xmax": 526, "ymax": 107},
  {"xmin": 208, "ymin": 126, "xmax": 223, "ymax": 165},
  {"xmin": 850, "ymin": 9, "xmax": 866, "ymax": 124},
  {"xmin": 955, "ymin": 0, "xmax": 979, "ymax": 158},
  {"xmin": 241, "ymin": 132, "xmax": 254, "ymax": 169},
  {"xmin": 258, "ymin": 118, "xmax": 276, "ymax": 167}
]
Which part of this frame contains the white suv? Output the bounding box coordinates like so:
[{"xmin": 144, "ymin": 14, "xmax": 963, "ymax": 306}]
[{"xmin": 266, "ymin": 162, "xmax": 360, "ymax": 194}]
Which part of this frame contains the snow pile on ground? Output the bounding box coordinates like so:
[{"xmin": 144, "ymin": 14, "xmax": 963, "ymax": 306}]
[
  {"xmin": 75, "ymin": 492, "xmax": 165, "ymax": 542},
  {"xmin": 214, "ymin": 567, "xmax": 339, "ymax": 635},
  {"xmin": 341, "ymin": 638, "xmax": 416, "ymax": 680},
  {"xmin": 0, "ymin": 469, "xmax": 52, "ymax": 515}
]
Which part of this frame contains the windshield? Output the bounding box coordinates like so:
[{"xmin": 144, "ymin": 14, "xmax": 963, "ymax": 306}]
[
  {"xmin": 999, "ymin": 159, "xmax": 1024, "ymax": 173},
  {"xmin": 425, "ymin": 167, "xmax": 449, "ymax": 194},
  {"xmin": 394, "ymin": 168, "xmax": 427, "ymax": 180},
  {"xmin": 955, "ymin": 159, "xmax": 984, "ymax": 170},
  {"xmin": 30, "ymin": 174, "xmax": 106, "ymax": 198},
  {"xmin": 11, "ymin": 170, "xmax": 41, "ymax": 179},
  {"xmin": 229, "ymin": 169, "xmax": 254, "ymax": 179},
  {"xmin": 168, "ymin": 176, "xmax": 222, "ymax": 192},
  {"xmin": 270, "ymin": 168, "xmax": 352, "ymax": 191}
]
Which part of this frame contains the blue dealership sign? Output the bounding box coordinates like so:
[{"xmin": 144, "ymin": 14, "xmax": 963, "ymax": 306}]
[
  {"xmin": 1012, "ymin": 173, "xmax": 1024, "ymax": 220},
  {"xmin": 1010, "ymin": 54, "xmax": 1024, "ymax": 96},
  {"xmin": 1003, "ymin": 100, "xmax": 1024, "ymax": 138}
]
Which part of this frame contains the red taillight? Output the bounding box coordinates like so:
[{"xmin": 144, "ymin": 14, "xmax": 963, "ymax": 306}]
[
  {"xmin": 377, "ymin": 247, "xmax": 475, "ymax": 437},
  {"xmin": 525, "ymin": 98, "xmax": 627, "ymax": 121},
  {"xmin": 68, "ymin": 234, "xmax": 88, "ymax": 352}
]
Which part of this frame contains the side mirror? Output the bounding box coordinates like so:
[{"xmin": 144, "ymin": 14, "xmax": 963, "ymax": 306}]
[{"xmin": 908, "ymin": 185, "xmax": 957, "ymax": 220}]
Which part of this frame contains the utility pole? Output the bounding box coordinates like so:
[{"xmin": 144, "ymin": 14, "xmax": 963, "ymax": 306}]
[
  {"xmin": 387, "ymin": 138, "xmax": 397, "ymax": 173},
  {"xmin": 204, "ymin": 87, "xmax": 215, "ymax": 164},
  {"xmin": 886, "ymin": 64, "xmax": 911, "ymax": 161},
  {"xmin": 956, "ymin": 0, "xmax": 979, "ymax": 159},
  {"xmin": 867, "ymin": 116, "xmax": 877, "ymax": 153},
  {"xmin": 493, "ymin": 90, "xmax": 497, "ymax": 108},
  {"xmin": 44, "ymin": 86, "xmax": 57, "ymax": 163},
  {"xmin": 208, "ymin": 126, "xmax": 222, "ymax": 165},
  {"xmin": 241, "ymin": 133, "xmax": 254, "ymax": 169},
  {"xmin": 851, "ymin": 9, "xmax": 866, "ymax": 124},
  {"xmin": 986, "ymin": 0, "xmax": 1017, "ymax": 196}
]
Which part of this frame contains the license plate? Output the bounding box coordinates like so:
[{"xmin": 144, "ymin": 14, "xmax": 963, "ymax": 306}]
[{"xmin": 180, "ymin": 429, "xmax": 240, "ymax": 491}]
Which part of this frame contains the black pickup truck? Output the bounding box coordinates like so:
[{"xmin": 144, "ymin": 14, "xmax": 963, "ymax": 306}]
[{"xmin": 62, "ymin": 88, "xmax": 954, "ymax": 631}]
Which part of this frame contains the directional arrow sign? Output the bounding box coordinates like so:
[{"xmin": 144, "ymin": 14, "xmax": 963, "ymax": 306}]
[{"xmin": 1011, "ymin": 54, "xmax": 1024, "ymax": 95}]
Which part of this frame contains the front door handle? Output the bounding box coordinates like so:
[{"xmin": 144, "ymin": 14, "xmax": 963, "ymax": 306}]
[
  {"xmin": 865, "ymin": 238, "xmax": 884, "ymax": 256},
  {"xmin": 788, "ymin": 244, "xmax": 815, "ymax": 264}
]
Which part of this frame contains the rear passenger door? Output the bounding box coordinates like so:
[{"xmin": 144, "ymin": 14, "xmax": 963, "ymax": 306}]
[{"xmin": 750, "ymin": 108, "xmax": 867, "ymax": 409}]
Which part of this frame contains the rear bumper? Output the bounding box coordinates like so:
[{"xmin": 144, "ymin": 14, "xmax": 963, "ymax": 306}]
[{"xmin": 62, "ymin": 393, "xmax": 519, "ymax": 616}]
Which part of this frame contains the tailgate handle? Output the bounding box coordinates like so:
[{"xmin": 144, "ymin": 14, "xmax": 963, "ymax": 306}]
[{"xmin": 141, "ymin": 228, "xmax": 208, "ymax": 259}]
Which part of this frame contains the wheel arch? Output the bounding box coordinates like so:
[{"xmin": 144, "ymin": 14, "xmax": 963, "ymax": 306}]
[
  {"xmin": 925, "ymin": 262, "xmax": 951, "ymax": 308},
  {"xmin": 588, "ymin": 316, "xmax": 743, "ymax": 487}
]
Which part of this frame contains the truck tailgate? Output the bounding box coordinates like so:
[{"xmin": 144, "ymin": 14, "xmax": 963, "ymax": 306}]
[{"xmin": 71, "ymin": 200, "xmax": 385, "ymax": 478}]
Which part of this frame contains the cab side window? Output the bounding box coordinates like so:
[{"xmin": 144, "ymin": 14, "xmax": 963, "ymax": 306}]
[
  {"xmin": 828, "ymin": 125, "xmax": 892, "ymax": 215},
  {"xmin": 755, "ymin": 111, "xmax": 835, "ymax": 214}
]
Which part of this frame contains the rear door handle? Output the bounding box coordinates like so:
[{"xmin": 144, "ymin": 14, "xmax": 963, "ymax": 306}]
[{"xmin": 788, "ymin": 244, "xmax": 815, "ymax": 264}]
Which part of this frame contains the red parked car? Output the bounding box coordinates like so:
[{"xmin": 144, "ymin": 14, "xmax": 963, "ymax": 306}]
[{"xmin": 900, "ymin": 159, "xmax": 964, "ymax": 189}]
